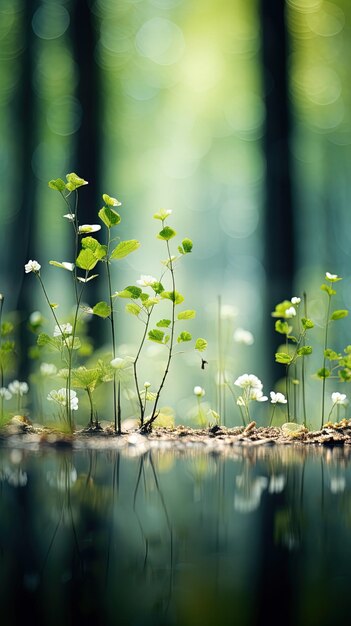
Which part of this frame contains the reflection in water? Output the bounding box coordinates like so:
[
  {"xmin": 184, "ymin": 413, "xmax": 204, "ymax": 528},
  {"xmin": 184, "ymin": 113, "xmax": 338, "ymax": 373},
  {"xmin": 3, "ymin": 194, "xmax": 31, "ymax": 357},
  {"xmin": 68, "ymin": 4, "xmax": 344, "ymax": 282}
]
[{"xmin": 0, "ymin": 445, "xmax": 351, "ymax": 625}]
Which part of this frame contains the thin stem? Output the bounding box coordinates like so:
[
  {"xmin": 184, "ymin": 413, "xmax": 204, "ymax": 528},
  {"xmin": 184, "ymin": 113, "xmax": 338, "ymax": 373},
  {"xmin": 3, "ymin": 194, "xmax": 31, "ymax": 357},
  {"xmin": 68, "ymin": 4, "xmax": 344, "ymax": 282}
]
[
  {"xmin": 269, "ymin": 404, "xmax": 276, "ymax": 428},
  {"xmin": 321, "ymin": 293, "xmax": 332, "ymax": 429},
  {"xmin": 133, "ymin": 310, "xmax": 153, "ymax": 426},
  {"xmin": 302, "ymin": 292, "xmax": 307, "ymax": 427},
  {"xmin": 217, "ymin": 295, "xmax": 222, "ymax": 422},
  {"xmin": 150, "ymin": 239, "xmax": 175, "ymax": 421},
  {"xmin": 0, "ymin": 297, "xmax": 4, "ymax": 421},
  {"xmin": 105, "ymin": 230, "xmax": 119, "ymax": 432},
  {"xmin": 86, "ymin": 387, "xmax": 94, "ymax": 427}
]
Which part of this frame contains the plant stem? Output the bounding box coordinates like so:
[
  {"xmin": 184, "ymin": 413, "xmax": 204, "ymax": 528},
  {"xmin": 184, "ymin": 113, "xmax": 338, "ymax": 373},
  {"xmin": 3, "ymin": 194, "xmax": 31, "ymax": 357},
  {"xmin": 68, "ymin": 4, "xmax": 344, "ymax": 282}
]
[
  {"xmin": 35, "ymin": 272, "xmax": 74, "ymax": 429},
  {"xmin": 150, "ymin": 240, "xmax": 175, "ymax": 422},
  {"xmin": 0, "ymin": 296, "xmax": 4, "ymax": 421},
  {"xmin": 321, "ymin": 293, "xmax": 332, "ymax": 429},
  {"xmin": 105, "ymin": 230, "xmax": 119, "ymax": 433},
  {"xmin": 133, "ymin": 310, "xmax": 153, "ymax": 426},
  {"xmin": 302, "ymin": 291, "xmax": 307, "ymax": 427},
  {"xmin": 269, "ymin": 404, "xmax": 276, "ymax": 428}
]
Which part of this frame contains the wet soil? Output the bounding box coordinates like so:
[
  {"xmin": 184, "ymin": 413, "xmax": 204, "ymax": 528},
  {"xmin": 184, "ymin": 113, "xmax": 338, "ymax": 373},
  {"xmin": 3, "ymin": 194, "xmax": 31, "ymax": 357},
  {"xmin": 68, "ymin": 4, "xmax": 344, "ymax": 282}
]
[{"xmin": 2, "ymin": 417, "xmax": 351, "ymax": 453}]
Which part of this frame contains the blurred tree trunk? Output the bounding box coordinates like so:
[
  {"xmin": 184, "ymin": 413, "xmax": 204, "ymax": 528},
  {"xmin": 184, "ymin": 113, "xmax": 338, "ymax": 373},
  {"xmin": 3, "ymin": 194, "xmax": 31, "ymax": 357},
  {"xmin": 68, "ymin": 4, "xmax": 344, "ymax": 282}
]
[
  {"xmin": 12, "ymin": 0, "xmax": 39, "ymax": 379},
  {"xmin": 260, "ymin": 0, "xmax": 295, "ymax": 384},
  {"xmin": 71, "ymin": 0, "xmax": 103, "ymax": 344}
]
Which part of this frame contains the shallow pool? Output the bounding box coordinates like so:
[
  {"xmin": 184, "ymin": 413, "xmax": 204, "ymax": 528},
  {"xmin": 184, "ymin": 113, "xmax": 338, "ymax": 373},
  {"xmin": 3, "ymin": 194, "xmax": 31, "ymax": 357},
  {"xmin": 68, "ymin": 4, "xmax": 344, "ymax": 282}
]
[{"xmin": 0, "ymin": 443, "xmax": 350, "ymax": 625}]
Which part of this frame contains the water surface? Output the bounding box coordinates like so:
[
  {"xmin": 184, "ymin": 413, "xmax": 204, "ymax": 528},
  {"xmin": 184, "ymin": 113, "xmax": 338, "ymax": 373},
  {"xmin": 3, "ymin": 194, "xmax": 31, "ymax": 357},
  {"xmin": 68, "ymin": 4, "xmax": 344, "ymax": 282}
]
[{"xmin": 0, "ymin": 443, "xmax": 350, "ymax": 625}]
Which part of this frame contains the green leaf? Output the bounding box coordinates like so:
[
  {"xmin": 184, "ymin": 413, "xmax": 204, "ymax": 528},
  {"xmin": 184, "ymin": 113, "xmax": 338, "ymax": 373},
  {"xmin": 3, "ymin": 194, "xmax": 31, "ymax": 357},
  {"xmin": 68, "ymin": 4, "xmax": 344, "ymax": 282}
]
[
  {"xmin": 37, "ymin": 333, "xmax": 57, "ymax": 348},
  {"xmin": 177, "ymin": 331, "xmax": 192, "ymax": 343},
  {"xmin": 317, "ymin": 367, "xmax": 330, "ymax": 379},
  {"xmin": 297, "ymin": 346, "xmax": 312, "ymax": 356},
  {"xmin": 331, "ymin": 309, "xmax": 349, "ymax": 321},
  {"xmin": 81, "ymin": 237, "xmax": 107, "ymax": 259},
  {"xmin": 143, "ymin": 297, "xmax": 159, "ymax": 308},
  {"xmin": 320, "ymin": 284, "xmax": 336, "ymax": 296},
  {"xmin": 161, "ymin": 291, "xmax": 184, "ymax": 305},
  {"xmin": 71, "ymin": 366, "xmax": 102, "ymax": 390},
  {"xmin": 117, "ymin": 286, "xmax": 142, "ymax": 299},
  {"xmin": 271, "ymin": 300, "xmax": 295, "ymax": 318},
  {"xmin": 92, "ymin": 301, "xmax": 111, "ymax": 318},
  {"xmin": 275, "ymin": 320, "xmax": 292, "ymax": 335},
  {"xmin": 195, "ymin": 338, "xmax": 208, "ymax": 352},
  {"xmin": 76, "ymin": 249, "xmax": 99, "ymax": 271},
  {"xmin": 324, "ymin": 348, "xmax": 340, "ymax": 360},
  {"xmin": 157, "ymin": 226, "xmax": 176, "ymax": 241},
  {"xmin": 177, "ymin": 309, "xmax": 196, "ymax": 320},
  {"xmin": 178, "ymin": 238, "xmax": 193, "ymax": 254},
  {"xmin": 339, "ymin": 369, "xmax": 351, "ymax": 382},
  {"xmin": 98, "ymin": 206, "xmax": 121, "ymax": 228},
  {"xmin": 48, "ymin": 178, "xmax": 66, "ymax": 192},
  {"xmin": 102, "ymin": 193, "xmax": 121, "ymax": 207},
  {"xmin": 110, "ymin": 239, "xmax": 140, "ymax": 260},
  {"xmin": 301, "ymin": 317, "xmax": 314, "ymax": 330},
  {"xmin": 156, "ymin": 319, "xmax": 171, "ymax": 328},
  {"xmin": 153, "ymin": 209, "xmax": 172, "ymax": 220},
  {"xmin": 0, "ymin": 340, "xmax": 14, "ymax": 352},
  {"xmin": 275, "ymin": 352, "xmax": 293, "ymax": 365},
  {"xmin": 1, "ymin": 322, "xmax": 14, "ymax": 336},
  {"xmin": 65, "ymin": 172, "xmax": 88, "ymax": 191},
  {"xmin": 152, "ymin": 282, "xmax": 164, "ymax": 295},
  {"xmin": 126, "ymin": 303, "xmax": 141, "ymax": 316},
  {"xmin": 148, "ymin": 329, "xmax": 165, "ymax": 343}
]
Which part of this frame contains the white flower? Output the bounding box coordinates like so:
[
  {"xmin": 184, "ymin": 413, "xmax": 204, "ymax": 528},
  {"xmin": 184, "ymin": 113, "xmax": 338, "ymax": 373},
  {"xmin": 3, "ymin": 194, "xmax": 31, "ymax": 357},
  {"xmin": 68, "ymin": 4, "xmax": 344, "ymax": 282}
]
[
  {"xmin": 8, "ymin": 380, "xmax": 28, "ymax": 396},
  {"xmin": 285, "ymin": 306, "xmax": 296, "ymax": 318},
  {"xmin": 60, "ymin": 262, "xmax": 75, "ymax": 272},
  {"xmin": 220, "ymin": 304, "xmax": 238, "ymax": 320},
  {"xmin": 63, "ymin": 213, "xmax": 75, "ymax": 221},
  {"xmin": 331, "ymin": 392, "xmax": 348, "ymax": 406},
  {"xmin": 233, "ymin": 328, "xmax": 254, "ymax": 345},
  {"xmin": 136, "ymin": 275, "xmax": 158, "ymax": 287},
  {"xmin": 330, "ymin": 476, "xmax": 346, "ymax": 494},
  {"xmin": 78, "ymin": 224, "xmax": 101, "ymax": 234},
  {"xmin": 47, "ymin": 388, "xmax": 78, "ymax": 410},
  {"xmin": 194, "ymin": 386, "xmax": 205, "ymax": 397},
  {"xmin": 234, "ymin": 374, "xmax": 263, "ymax": 390},
  {"xmin": 291, "ymin": 297, "xmax": 301, "ymax": 305},
  {"xmin": 270, "ymin": 391, "xmax": 287, "ymax": 404},
  {"xmin": 0, "ymin": 387, "xmax": 12, "ymax": 400},
  {"xmin": 326, "ymin": 272, "xmax": 338, "ymax": 281},
  {"xmin": 40, "ymin": 363, "xmax": 58, "ymax": 377},
  {"xmin": 110, "ymin": 356, "xmax": 134, "ymax": 369},
  {"xmin": 144, "ymin": 381, "xmax": 151, "ymax": 388},
  {"xmin": 53, "ymin": 323, "xmax": 72, "ymax": 337},
  {"xmin": 249, "ymin": 388, "xmax": 268, "ymax": 402},
  {"xmin": 29, "ymin": 311, "xmax": 43, "ymax": 326},
  {"xmin": 25, "ymin": 260, "xmax": 41, "ymax": 273}
]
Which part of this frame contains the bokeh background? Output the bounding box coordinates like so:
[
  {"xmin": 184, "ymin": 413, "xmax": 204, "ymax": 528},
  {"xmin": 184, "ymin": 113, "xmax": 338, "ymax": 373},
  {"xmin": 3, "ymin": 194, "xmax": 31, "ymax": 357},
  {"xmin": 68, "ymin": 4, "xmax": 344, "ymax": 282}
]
[{"xmin": 1, "ymin": 0, "xmax": 351, "ymax": 425}]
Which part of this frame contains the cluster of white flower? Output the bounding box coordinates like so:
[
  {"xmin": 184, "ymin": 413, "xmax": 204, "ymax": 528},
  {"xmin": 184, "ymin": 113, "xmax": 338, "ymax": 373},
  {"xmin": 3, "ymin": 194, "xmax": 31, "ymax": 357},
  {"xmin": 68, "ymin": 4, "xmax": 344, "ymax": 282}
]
[
  {"xmin": 24, "ymin": 260, "xmax": 41, "ymax": 274},
  {"xmin": 8, "ymin": 380, "xmax": 29, "ymax": 396},
  {"xmin": 0, "ymin": 387, "xmax": 12, "ymax": 400},
  {"xmin": 136, "ymin": 275, "xmax": 158, "ymax": 287},
  {"xmin": 47, "ymin": 388, "xmax": 78, "ymax": 411},
  {"xmin": 53, "ymin": 323, "xmax": 72, "ymax": 337},
  {"xmin": 234, "ymin": 374, "xmax": 268, "ymax": 406},
  {"xmin": 233, "ymin": 328, "xmax": 254, "ymax": 346}
]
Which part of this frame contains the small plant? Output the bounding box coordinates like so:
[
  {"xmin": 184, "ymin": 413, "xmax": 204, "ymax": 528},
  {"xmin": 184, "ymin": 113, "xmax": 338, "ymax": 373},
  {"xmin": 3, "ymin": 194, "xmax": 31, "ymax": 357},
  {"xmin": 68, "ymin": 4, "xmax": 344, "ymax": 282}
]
[{"xmin": 23, "ymin": 173, "xmax": 207, "ymax": 433}]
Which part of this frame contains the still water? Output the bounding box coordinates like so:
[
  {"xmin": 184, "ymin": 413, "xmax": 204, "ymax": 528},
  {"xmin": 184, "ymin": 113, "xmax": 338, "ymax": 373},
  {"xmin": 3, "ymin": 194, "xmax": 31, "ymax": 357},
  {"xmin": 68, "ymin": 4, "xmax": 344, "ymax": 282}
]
[{"xmin": 0, "ymin": 442, "xmax": 350, "ymax": 626}]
